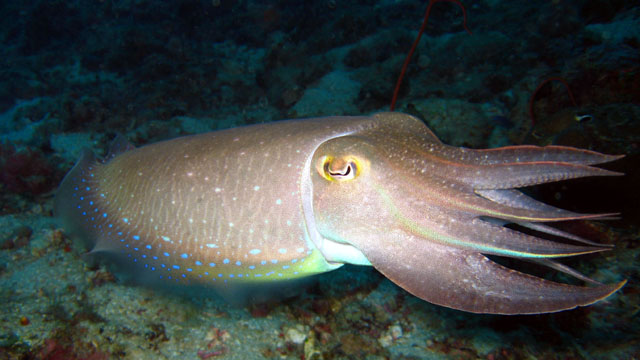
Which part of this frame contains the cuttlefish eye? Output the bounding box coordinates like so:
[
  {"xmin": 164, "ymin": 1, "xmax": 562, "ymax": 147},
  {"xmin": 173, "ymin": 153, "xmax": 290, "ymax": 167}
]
[{"xmin": 318, "ymin": 155, "xmax": 360, "ymax": 181}]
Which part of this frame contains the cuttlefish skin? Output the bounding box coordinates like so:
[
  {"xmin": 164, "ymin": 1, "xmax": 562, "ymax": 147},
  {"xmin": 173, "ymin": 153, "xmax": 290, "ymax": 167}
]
[{"xmin": 55, "ymin": 112, "xmax": 625, "ymax": 314}]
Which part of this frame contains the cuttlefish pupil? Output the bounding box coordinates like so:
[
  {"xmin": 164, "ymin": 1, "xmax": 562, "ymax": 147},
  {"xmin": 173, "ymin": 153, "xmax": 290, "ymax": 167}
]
[
  {"xmin": 322, "ymin": 156, "xmax": 359, "ymax": 181},
  {"xmin": 55, "ymin": 112, "xmax": 625, "ymax": 315}
]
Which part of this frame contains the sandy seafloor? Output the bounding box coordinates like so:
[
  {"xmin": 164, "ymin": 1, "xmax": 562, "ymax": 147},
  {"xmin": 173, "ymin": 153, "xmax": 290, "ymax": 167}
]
[{"xmin": 0, "ymin": 1, "xmax": 639, "ymax": 359}]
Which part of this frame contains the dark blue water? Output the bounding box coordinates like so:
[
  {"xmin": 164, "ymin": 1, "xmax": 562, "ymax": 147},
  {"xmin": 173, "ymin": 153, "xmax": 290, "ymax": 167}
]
[{"xmin": 0, "ymin": 1, "xmax": 638, "ymax": 359}]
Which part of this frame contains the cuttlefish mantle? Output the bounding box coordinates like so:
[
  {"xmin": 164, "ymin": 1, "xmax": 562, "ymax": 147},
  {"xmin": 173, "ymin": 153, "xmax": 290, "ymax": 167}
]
[{"xmin": 55, "ymin": 112, "xmax": 625, "ymax": 314}]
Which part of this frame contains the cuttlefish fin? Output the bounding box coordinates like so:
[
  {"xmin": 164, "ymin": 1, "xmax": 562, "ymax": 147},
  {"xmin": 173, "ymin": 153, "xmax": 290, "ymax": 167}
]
[
  {"xmin": 56, "ymin": 134, "xmax": 136, "ymax": 250},
  {"xmin": 356, "ymin": 233, "xmax": 624, "ymax": 314},
  {"xmin": 55, "ymin": 149, "xmax": 98, "ymax": 245},
  {"xmin": 105, "ymin": 133, "xmax": 136, "ymax": 162}
]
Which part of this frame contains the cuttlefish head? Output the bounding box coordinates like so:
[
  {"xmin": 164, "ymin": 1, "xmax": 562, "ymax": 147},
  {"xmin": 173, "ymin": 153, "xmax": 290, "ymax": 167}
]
[{"xmin": 309, "ymin": 112, "xmax": 625, "ymax": 315}]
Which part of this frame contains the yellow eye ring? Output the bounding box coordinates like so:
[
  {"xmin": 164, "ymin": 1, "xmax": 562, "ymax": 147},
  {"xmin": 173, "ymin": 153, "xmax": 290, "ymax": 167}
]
[{"xmin": 319, "ymin": 156, "xmax": 360, "ymax": 182}]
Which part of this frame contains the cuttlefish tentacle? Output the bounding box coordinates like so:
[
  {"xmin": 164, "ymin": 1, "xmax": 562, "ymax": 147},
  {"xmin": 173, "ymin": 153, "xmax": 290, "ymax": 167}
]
[
  {"xmin": 310, "ymin": 112, "xmax": 625, "ymax": 314},
  {"xmin": 379, "ymin": 186, "xmax": 608, "ymax": 258},
  {"xmin": 404, "ymin": 141, "xmax": 623, "ymax": 189},
  {"xmin": 428, "ymin": 144, "xmax": 624, "ymax": 166},
  {"xmin": 452, "ymin": 161, "xmax": 622, "ymax": 190},
  {"xmin": 475, "ymin": 188, "xmax": 584, "ymax": 216},
  {"xmin": 515, "ymin": 222, "xmax": 614, "ymax": 247},
  {"xmin": 472, "ymin": 145, "xmax": 624, "ymax": 166},
  {"xmin": 530, "ymin": 259, "xmax": 604, "ymax": 286},
  {"xmin": 354, "ymin": 233, "xmax": 624, "ymax": 315},
  {"xmin": 469, "ymin": 218, "xmax": 607, "ymax": 257},
  {"xmin": 474, "ymin": 189, "xmax": 618, "ymax": 245},
  {"xmin": 484, "ymin": 214, "xmax": 612, "ymax": 248},
  {"xmin": 400, "ymin": 175, "xmax": 610, "ymax": 225}
]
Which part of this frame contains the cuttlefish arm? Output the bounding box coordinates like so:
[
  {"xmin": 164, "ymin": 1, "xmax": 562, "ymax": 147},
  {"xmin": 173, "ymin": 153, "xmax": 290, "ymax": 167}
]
[{"xmin": 310, "ymin": 112, "xmax": 625, "ymax": 314}]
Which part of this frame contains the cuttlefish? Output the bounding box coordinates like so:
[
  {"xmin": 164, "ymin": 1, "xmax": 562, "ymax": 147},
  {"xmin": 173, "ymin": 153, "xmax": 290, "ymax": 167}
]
[{"xmin": 55, "ymin": 112, "xmax": 625, "ymax": 314}]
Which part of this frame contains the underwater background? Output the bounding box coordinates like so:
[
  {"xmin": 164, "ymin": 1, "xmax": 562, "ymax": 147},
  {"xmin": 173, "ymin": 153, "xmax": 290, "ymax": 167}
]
[{"xmin": 0, "ymin": 0, "xmax": 639, "ymax": 359}]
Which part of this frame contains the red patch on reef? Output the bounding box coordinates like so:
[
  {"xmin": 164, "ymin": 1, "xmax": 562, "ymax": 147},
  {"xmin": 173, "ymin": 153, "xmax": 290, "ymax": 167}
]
[
  {"xmin": 35, "ymin": 338, "xmax": 110, "ymax": 360},
  {"xmin": 0, "ymin": 142, "xmax": 55, "ymax": 195}
]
